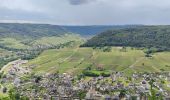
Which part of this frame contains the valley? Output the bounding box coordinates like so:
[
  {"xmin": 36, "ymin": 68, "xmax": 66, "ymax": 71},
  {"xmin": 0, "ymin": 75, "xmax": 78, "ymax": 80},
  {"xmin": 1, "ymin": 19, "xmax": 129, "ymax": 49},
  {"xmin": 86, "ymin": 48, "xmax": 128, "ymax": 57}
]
[
  {"xmin": 0, "ymin": 23, "xmax": 170, "ymax": 99},
  {"xmin": 1, "ymin": 49, "xmax": 170, "ymax": 99},
  {"xmin": 1, "ymin": 0, "xmax": 170, "ymax": 99}
]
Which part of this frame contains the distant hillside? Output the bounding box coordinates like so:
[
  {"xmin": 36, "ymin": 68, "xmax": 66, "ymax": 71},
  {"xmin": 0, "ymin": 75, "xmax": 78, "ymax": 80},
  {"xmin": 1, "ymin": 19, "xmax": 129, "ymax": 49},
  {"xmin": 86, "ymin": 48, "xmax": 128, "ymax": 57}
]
[
  {"xmin": 82, "ymin": 26, "xmax": 170, "ymax": 51},
  {"xmin": 0, "ymin": 23, "xmax": 140, "ymax": 38},
  {"xmin": 0, "ymin": 23, "xmax": 83, "ymax": 50},
  {"xmin": 0, "ymin": 23, "xmax": 67, "ymax": 39},
  {"xmin": 62, "ymin": 25, "xmax": 140, "ymax": 36}
]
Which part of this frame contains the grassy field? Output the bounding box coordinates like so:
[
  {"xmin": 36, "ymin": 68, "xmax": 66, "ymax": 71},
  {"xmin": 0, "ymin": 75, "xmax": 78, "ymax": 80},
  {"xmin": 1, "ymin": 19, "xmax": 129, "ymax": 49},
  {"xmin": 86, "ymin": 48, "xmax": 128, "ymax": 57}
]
[
  {"xmin": 27, "ymin": 47, "xmax": 170, "ymax": 75},
  {"xmin": 30, "ymin": 34, "xmax": 82, "ymax": 46},
  {"xmin": 0, "ymin": 38, "xmax": 29, "ymax": 49},
  {"xmin": 0, "ymin": 34, "xmax": 82, "ymax": 50},
  {"xmin": 0, "ymin": 48, "xmax": 13, "ymax": 57}
]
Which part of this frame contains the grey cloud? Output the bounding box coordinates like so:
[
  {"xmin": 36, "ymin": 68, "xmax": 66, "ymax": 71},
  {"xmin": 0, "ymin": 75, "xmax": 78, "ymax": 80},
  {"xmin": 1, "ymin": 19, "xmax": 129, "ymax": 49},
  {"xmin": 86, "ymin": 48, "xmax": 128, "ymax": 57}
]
[
  {"xmin": 1, "ymin": 0, "xmax": 170, "ymax": 25},
  {"xmin": 0, "ymin": 6, "xmax": 52, "ymax": 24},
  {"xmin": 68, "ymin": 0, "xmax": 96, "ymax": 5}
]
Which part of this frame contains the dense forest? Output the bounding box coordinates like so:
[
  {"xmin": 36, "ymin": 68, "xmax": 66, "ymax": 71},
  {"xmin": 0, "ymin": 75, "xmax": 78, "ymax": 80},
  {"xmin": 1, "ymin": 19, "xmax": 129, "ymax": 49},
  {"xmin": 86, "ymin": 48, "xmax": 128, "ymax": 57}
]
[{"xmin": 82, "ymin": 26, "xmax": 170, "ymax": 51}]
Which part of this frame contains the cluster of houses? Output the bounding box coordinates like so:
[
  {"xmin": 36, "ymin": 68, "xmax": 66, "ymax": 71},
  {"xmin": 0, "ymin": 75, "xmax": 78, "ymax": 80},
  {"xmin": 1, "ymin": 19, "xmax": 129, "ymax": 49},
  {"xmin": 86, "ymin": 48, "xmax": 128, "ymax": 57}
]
[
  {"xmin": 1, "ymin": 60, "xmax": 170, "ymax": 100},
  {"xmin": 0, "ymin": 60, "xmax": 31, "ymax": 93}
]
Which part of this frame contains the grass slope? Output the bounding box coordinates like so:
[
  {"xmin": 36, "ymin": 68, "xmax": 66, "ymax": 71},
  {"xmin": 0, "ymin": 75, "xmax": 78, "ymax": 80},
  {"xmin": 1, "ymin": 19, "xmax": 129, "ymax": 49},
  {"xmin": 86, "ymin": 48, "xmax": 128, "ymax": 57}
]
[
  {"xmin": 28, "ymin": 47, "xmax": 170, "ymax": 75},
  {"xmin": 0, "ymin": 48, "xmax": 13, "ymax": 56},
  {"xmin": 0, "ymin": 34, "xmax": 82, "ymax": 50},
  {"xmin": 31, "ymin": 34, "xmax": 82, "ymax": 46},
  {"xmin": 0, "ymin": 38, "xmax": 30, "ymax": 49}
]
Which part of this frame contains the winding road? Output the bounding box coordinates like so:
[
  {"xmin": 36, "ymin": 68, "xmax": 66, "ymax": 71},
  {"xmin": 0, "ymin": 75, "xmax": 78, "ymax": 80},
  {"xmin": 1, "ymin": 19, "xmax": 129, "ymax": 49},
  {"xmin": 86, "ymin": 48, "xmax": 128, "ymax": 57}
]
[{"xmin": 0, "ymin": 59, "xmax": 21, "ymax": 73}]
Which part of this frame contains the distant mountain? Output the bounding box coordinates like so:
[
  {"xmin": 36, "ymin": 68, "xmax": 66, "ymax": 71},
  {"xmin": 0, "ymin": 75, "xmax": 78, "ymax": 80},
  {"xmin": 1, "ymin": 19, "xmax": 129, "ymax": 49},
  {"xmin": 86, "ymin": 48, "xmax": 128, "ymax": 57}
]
[
  {"xmin": 62, "ymin": 25, "xmax": 140, "ymax": 36},
  {"xmin": 82, "ymin": 26, "xmax": 170, "ymax": 51}
]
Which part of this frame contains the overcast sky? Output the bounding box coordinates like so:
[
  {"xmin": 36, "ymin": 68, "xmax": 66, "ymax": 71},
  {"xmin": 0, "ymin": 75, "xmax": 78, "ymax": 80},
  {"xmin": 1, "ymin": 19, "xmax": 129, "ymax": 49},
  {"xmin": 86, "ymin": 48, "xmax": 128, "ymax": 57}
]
[{"xmin": 0, "ymin": 0, "xmax": 170, "ymax": 25}]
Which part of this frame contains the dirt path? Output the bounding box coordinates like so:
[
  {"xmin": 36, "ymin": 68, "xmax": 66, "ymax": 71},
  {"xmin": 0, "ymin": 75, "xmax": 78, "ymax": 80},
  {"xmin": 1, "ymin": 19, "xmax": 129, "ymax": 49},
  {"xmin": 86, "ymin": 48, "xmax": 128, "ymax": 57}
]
[
  {"xmin": 129, "ymin": 57, "xmax": 145, "ymax": 68},
  {"xmin": 151, "ymin": 66, "xmax": 160, "ymax": 72},
  {"xmin": 60, "ymin": 48, "xmax": 79, "ymax": 63},
  {"xmin": 123, "ymin": 57, "xmax": 145, "ymax": 71}
]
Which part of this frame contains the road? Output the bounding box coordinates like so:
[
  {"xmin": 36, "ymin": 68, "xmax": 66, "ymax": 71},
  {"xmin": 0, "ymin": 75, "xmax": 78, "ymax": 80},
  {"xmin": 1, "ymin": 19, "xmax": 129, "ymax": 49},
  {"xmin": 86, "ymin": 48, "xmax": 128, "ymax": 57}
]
[{"xmin": 0, "ymin": 59, "xmax": 21, "ymax": 73}]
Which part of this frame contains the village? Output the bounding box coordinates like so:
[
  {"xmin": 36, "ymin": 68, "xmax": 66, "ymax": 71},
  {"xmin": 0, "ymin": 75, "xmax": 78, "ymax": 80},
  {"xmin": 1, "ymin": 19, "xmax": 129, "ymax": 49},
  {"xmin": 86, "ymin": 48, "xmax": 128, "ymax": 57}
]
[{"xmin": 0, "ymin": 60, "xmax": 170, "ymax": 100}]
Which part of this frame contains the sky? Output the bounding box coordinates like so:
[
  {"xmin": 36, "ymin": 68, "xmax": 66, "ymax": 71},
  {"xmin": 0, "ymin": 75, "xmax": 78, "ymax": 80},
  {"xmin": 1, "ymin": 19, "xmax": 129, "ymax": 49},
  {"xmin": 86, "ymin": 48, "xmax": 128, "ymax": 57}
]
[{"xmin": 0, "ymin": 0, "xmax": 170, "ymax": 25}]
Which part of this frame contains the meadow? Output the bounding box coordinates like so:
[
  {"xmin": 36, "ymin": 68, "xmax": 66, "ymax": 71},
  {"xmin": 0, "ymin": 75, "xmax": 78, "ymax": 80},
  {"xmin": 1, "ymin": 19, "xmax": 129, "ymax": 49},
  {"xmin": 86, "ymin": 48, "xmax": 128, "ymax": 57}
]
[
  {"xmin": 30, "ymin": 34, "xmax": 82, "ymax": 47},
  {"xmin": 0, "ymin": 34, "xmax": 82, "ymax": 50},
  {"xmin": 0, "ymin": 38, "xmax": 29, "ymax": 49}
]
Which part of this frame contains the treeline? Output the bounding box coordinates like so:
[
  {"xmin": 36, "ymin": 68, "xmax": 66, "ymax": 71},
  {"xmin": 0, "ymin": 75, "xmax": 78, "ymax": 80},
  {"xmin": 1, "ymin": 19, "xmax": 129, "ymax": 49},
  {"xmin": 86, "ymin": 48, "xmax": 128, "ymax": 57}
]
[
  {"xmin": 92, "ymin": 46, "xmax": 112, "ymax": 52},
  {"xmin": 82, "ymin": 70, "xmax": 110, "ymax": 77},
  {"xmin": 81, "ymin": 26, "xmax": 170, "ymax": 52}
]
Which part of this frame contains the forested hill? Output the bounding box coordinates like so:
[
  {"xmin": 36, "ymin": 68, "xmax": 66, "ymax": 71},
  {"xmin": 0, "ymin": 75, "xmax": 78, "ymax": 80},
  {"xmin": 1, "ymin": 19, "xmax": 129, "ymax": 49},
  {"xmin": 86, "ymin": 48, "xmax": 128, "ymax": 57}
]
[
  {"xmin": 82, "ymin": 26, "xmax": 170, "ymax": 51},
  {"xmin": 0, "ymin": 23, "xmax": 67, "ymax": 39}
]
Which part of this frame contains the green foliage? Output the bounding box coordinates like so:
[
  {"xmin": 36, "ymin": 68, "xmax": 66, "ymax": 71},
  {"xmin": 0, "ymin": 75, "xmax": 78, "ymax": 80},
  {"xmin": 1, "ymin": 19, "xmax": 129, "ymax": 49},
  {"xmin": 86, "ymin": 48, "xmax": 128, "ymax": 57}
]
[
  {"xmin": 119, "ymin": 89, "xmax": 127, "ymax": 99},
  {"xmin": 101, "ymin": 72, "xmax": 110, "ymax": 77},
  {"xmin": 0, "ymin": 97, "xmax": 10, "ymax": 100},
  {"xmin": 103, "ymin": 46, "xmax": 112, "ymax": 52},
  {"xmin": 147, "ymin": 79, "xmax": 163, "ymax": 100},
  {"xmin": 82, "ymin": 70, "xmax": 110, "ymax": 77},
  {"xmin": 77, "ymin": 90, "xmax": 87, "ymax": 99},
  {"xmin": 8, "ymin": 88, "xmax": 29, "ymax": 100},
  {"xmin": 82, "ymin": 70, "xmax": 100, "ymax": 77}
]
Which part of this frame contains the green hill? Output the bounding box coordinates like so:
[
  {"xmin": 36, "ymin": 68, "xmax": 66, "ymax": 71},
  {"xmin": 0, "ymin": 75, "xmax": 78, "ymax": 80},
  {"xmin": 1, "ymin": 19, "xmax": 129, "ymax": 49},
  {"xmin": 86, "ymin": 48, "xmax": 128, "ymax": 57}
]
[
  {"xmin": 0, "ymin": 23, "xmax": 137, "ymax": 39},
  {"xmin": 28, "ymin": 47, "xmax": 170, "ymax": 75},
  {"xmin": 82, "ymin": 26, "xmax": 170, "ymax": 51},
  {"xmin": 2, "ymin": 24, "xmax": 170, "ymax": 75},
  {"xmin": 0, "ymin": 23, "xmax": 84, "ymax": 50},
  {"xmin": 0, "ymin": 23, "xmax": 83, "ymax": 68},
  {"xmin": 0, "ymin": 23, "xmax": 67, "ymax": 39},
  {"xmin": 0, "ymin": 23, "xmax": 140, "ymax": 49}
]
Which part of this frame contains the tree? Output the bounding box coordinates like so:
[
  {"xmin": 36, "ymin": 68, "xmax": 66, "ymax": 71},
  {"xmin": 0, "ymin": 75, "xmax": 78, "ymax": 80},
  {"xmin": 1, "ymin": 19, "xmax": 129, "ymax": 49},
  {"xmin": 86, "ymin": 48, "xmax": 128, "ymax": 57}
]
[
  {"xmin": 103, "ymin": 46, "xmax": 112, "ymax": 52},
  {"xmin": 8, "ymin": 88, "xmax": 16, "ymax": 100},
  {"xmin": 35, "ymin": 76, "xmax": 42, "ymax": 83},
  {"xmin": 3, "ymin": 87, "xmax": 7, "ymax": 93},
  {"xmin": 78, "ymin": 90, "xmax": 87, "ymax": 99},
  {"xmin": 119, "ymin": 89, "xmax": 127, "ymax": 99},
  {"xmin": 148, "ymin": 79, "xmax": 157, "ymax": 100},
  {"xmin": 8, "ymin": 88, "xmax": 29, "ymax": 100}
]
